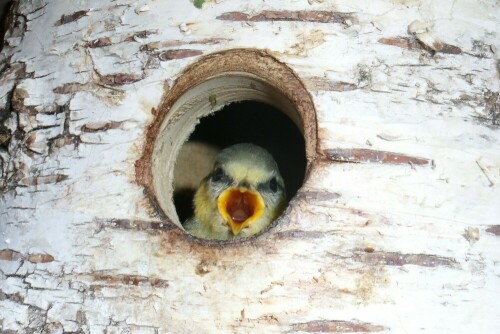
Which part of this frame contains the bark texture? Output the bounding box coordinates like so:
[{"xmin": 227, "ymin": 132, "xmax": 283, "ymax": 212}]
[{"xmin": 0, "ymin": 0, "xmax": 499, "ymax": 333}]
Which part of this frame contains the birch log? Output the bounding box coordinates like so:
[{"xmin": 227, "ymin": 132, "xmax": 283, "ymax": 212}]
[{"xmin": 1, "ymin": 0, "xmax": 499, "ymax": 333}]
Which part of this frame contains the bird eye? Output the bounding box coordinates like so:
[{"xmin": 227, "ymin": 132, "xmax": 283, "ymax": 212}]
[
  {"xmin": 212, "ymin": 167, "xmax": 224, "ymax": 182},
  {"xmin": 269, "ymin": 177, "xmax": 278, "ymax": 192}
]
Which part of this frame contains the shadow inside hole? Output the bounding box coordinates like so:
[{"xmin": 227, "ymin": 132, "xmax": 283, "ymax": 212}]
[
  {"xmin": 0, "ymin": 1, "xmax": 13, "ymax": 52},
  {"xmin": 174, "ymin": 100, "xmax": 306, "ymax": 223}
]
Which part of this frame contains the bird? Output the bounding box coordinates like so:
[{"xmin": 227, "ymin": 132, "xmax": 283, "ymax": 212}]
[{"xmin": 183, "ymin": 143, "xmax": 286, "ymax": 240}]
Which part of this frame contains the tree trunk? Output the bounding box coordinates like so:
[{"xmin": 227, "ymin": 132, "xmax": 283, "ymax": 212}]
[{"xmin": 1, "ymin": 0, "xmax": 499, "ymax": 333}]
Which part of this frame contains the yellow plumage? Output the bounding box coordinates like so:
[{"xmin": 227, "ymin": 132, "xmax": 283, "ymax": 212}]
[{"xmin": 184, "ymin": 143, "xmax": 286, "ymax": 240}]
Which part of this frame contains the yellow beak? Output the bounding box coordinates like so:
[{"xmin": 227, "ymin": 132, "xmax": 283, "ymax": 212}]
[{"xmin": 217, "ymin": 187, "xmax": 265, "ymax": 235}]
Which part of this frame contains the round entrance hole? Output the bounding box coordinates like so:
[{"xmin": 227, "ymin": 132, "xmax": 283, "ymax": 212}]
[{"xmin": 136, "ymin": 49, "xmax": 317, "ymax": 240}]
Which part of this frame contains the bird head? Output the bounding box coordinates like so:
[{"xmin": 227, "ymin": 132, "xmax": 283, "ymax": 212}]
[{"xmin": 193, "ymin": 143, "xmax": 286, "ymax": 239}]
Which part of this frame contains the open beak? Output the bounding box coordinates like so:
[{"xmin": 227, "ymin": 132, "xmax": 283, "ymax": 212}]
[{"xmin": 217, "ymin": 187, "xmax": 265, "ymax": 235}]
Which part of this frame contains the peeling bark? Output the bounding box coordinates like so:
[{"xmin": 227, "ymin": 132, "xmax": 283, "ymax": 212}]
[
  {"xmin": 141, "ymin": 38, "xmax": 229, "ymax": 52},
  {"xmin": 104, "ymin": 219, "xmax": 176, "ymax": 232},
  {"xmin": 304, "ymin": 77, "xmax": 358, "ymax": 92},
  {"xmin": 26, "ymin": 253, "xmax": 54, "ymax": 263},
  {"xmin": 217, "ymin": 10, "xmax": 355, "ymax": 26},
  {"xmin": 323, "ymin": 148, "xmax": 431, "ymax": 166},
  {"xmin": 55, "ymin": 10, "xmax": 88, "ymax": 26},
  {"xmin": 486, "ymin": 225, "xmax": 500, "ymax": 236},
  {"xmin": 290, "ymin": 320, "xmax": 387, "ymax": 333},
  {"xmin": 0, "ymin": 249, "xmax": 54, "ymax": 263},
  {"xmin": 353, "ymin": 251, "xmax": 459, "ymax": 268},
  {"xmin": 18, "ymin": 174, "xmax": 68, "ymax": 186},
  {"xmin": 0, "ymin": 249, "xmax": 23, "ymax": 261},
  {"xmin": 89, "ymin": 274, "xmax": 169, "ymax": 288},
  {"xmin": 81, "ymin": 121, "xmax": 123, "ymax": 133},
  {"xmin": 483, "ymin": 90, "xmax": 499, "ymax": 126},
  {"xmin": 379, "ymin": 37, "xmax": 462, "ymax": 55},
  {"xmin": 158, "ymin": 49, "xmax": 203, "ymax": 60},
  {"xmin": 100, "ymin": 73, "xmax": 145, "ymax": 86},
  {"xmin": 87, "ymin": 37, "xmax": 112, "ymax": 48}
]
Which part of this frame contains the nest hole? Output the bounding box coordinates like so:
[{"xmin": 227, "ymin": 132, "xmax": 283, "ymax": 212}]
[{"xmin": 138, "ymin": 49, "xmax": 317, "ymax": 240}]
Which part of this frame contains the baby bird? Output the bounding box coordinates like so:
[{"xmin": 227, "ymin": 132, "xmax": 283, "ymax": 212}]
[{"xmin": 184, "ymin": 143, "xmax": 286, "ymax": 240}]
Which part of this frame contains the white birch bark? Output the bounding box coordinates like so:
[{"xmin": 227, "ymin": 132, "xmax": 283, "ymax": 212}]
[{"xmin": 0, "ymin": 0, "xmax": 499, "ymax": 333}]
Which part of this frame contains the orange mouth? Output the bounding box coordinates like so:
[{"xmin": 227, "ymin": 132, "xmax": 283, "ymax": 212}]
[{"xmin": 217, "ymin": 188, "xmax": 265, "ymax": 235}]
